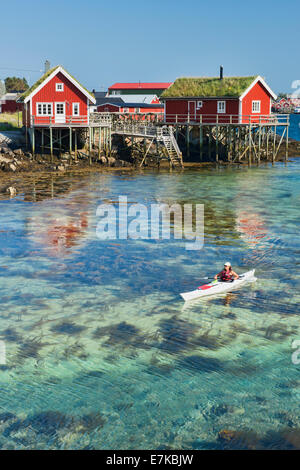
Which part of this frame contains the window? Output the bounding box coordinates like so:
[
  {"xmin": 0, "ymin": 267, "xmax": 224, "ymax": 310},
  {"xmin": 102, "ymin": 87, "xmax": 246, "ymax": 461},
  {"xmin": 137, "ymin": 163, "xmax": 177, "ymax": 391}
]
[
  {"xmin": 36, "ymin": 103, "xmax": 52, "ymax": 115},
  {"xmin": 217, "ymin": 101, "xmax": 226, "ymax": 113},
  {"xmin": 56, "ymin": 103, "xmax": 65, "ymax": 114},
  {"xmin": 73, "ymin": 103, "xmax": 80, "ymax": 116},
  {"xmin": 252, "ymin": 100, "xmax": 261, "ymax": 113},
  {"xmin": 135, "ymin": 108, "xmax": 140, "ymax": 113},
  {"xmin": 56, "ymin": 83, "xmax": 64, "ymax": 91},
  {"xmin": 197, "ymin": 101, "xmax": 203, "ymax": 108},
  {"xmin": 123, "ymin": 108, "xmax": 129, "ymax": 113}
]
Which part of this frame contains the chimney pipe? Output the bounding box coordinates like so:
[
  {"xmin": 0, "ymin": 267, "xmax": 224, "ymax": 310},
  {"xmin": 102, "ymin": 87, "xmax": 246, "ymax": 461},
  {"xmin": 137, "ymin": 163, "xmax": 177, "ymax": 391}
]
[{"xmin": 220, "ymin": 65, "xmax": 223, "ymax": 80}]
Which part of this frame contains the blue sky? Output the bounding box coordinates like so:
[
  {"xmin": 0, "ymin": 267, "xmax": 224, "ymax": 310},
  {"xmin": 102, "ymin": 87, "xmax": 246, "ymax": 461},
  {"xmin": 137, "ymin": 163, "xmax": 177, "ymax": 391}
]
[{"xmin": 1, "ymin": 0, "xmax": 299, "ymax": 93}]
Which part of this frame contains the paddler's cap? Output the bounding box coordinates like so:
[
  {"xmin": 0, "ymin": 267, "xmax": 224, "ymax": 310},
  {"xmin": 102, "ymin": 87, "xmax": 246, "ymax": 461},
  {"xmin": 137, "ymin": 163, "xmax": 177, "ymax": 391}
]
[{"xmin": 224, "ymin": 262, "xmax": 231, "ymax": 267}]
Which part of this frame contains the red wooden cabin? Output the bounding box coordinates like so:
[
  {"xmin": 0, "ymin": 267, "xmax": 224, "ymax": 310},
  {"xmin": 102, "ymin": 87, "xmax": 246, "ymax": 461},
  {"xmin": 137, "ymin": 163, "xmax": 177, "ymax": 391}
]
[
  {"xmin": 161, "ymin": 74, "xmax": 277, "ymax": 124},
  {"xmin": 18, "ymin": 65, "xmax": 96, "ymax": 127},
  {"xmin": 0, "ymin": 93, "xmax": 23, "ymax": 113},
  {"xmin": 108, "ymin": 82, "xmax": 172, "ymax": 96}
]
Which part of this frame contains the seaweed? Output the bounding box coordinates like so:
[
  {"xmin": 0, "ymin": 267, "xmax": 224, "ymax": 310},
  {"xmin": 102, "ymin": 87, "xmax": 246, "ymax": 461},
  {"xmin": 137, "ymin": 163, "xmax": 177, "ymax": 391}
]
[
  {"xmin": 51, "ymin": 322, "xmax": 87, "ymax": 335},
  {"xmin": 178, "ymin": 355, "xmax": 223, "ymax": 373}
]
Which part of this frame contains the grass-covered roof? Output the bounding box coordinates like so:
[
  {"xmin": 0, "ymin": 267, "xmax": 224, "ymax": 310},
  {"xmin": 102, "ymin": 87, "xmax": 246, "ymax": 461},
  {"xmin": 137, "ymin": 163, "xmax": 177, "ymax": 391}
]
[
  {"xmin": 18, "ymin": 65, "xmax": 95, "ymax": 102},
  {"xmin": 161, "ymin": 76, "xmax": 258, "ymax": 98}
]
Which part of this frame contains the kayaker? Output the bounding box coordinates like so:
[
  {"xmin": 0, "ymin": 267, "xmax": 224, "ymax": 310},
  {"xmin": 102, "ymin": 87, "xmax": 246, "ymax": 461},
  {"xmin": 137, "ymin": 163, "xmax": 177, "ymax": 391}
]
[{"xmin": 214, "ymin": 262, "xmax": 239, "ymax": 282}]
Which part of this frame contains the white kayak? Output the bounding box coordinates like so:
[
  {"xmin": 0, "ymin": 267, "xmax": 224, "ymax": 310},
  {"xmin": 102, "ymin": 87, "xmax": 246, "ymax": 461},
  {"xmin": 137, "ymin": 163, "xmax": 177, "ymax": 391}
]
[{"xmin": 180, "ymin": 269, "xmax": 257, "ymax": 301}]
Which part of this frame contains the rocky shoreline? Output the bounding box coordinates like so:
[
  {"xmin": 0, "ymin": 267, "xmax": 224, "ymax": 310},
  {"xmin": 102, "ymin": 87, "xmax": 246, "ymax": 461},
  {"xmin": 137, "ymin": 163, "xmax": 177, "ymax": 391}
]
[{"xmin": 0, "ymin": 131, "xmax": 299, "ymax": 176}]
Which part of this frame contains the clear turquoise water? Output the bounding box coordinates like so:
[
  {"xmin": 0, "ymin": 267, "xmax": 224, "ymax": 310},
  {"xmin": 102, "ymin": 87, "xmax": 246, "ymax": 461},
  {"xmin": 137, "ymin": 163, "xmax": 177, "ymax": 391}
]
[{"xmin": 0, "ymin": 161, "xmax": 300, "ymax": 450}]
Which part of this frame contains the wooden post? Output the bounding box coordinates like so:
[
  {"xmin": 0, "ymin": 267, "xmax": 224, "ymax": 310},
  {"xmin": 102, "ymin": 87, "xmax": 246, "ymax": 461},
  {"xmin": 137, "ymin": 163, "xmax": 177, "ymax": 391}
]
[
  {"xmin": 285, "ymin": 124, "xmax": 289, "ymax": 161},
  {"xmin": 98, "ymin": 127, "xmax": 101, "ymax": 160},
  {"xmin": 215, "ymin": 115, "xmax": 219, "ymax": 162},
  {"xmin": 186, "ymin": 125, "xmax": 190, "ymax": 158},
  {"xmin": 59, "ymin": 129, "xmax": 62, "ymax": 156},
  {"xmin": 50, "ymin": 127, "xmax": 53, "ymax": 162},
  {"xmin": 69, "ymin": 127, "xmax": 72, "ymax": 155},
  {"xmin": 208, "ymin": 127, "xmax": 212, "ymax": 160},
  {"xmin": 273, "ymin": 125, "xmax": 277, "ymax": 162},
  {"xmin": 31, "ymin": 127, "xmax": 35, "ymax": 158},
  {"xmin": 266, "ymin": 128, "xmax": 270, "ymax": 160},
  {"xmin": 40, "ymin": 128, "xmax": 44, "ymax": 155},
  {"xmin": 258, "ymin": 121, "xmax": 261, "ymax": 163},
  {"xmin": 199, "ymin": 125, "xmax": 203, "ymax": 161},
  {"xmin": 89, "ymin": 127, "xmax": 92, "ymax": 164},
  {"xmin": 75, "ymin": 130, "xmax": 77, "ymax": 161},
  {"xmin": 248, "ymin": 120, "xmax": 252, "ymax": 164}
]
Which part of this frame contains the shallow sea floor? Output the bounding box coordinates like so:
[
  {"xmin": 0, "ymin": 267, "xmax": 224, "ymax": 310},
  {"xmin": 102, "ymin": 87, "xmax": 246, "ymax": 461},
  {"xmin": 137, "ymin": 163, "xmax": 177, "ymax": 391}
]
[{"xmin": 0, "ymin": 160, "xmax": 300, "ymax": 449}]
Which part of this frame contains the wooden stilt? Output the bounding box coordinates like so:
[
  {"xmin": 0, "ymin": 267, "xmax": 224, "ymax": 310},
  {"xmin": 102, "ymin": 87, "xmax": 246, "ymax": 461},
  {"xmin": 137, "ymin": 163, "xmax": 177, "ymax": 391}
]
[
  {"xmin": 186, "ymin": 125, "xmax": 190, "ymax": 158},
  {"xmin": 199, "ymin": 125, "xmax": 203, "ymax": 161},
  {"xmin": 75, "ymin": 131, "xmax": 77, "ymax": 161},
  {"xmin": 41, "ymin": 128, "xmax": 44, "ymax": 155},
  {"xmin": 248, "ymin": 123, "xmax": 252, "ymax": 164},
  {"xmin": 31, "ymin": 127, "xmax": 35, "ymax": 157},
  {"xmin": 285, "ymin": 124, "xmax": 289, "ymax": 161},
  {"xmin": 50, "ymin": 127, "xmax": 53, "ymax": 162},
  {"xmin": 215, "ymin": 118, "xmax": 219, "ymax": 162},
  {"xmin": 69, "ymin": 127, "xmax": 72, "ymax": 155},
  {"xmin": 273, "ymin": 126, "xmax": 277, "ymax": 162},
  {"xmin": 59, "ymin": 129, "xmax": 62, "ymax": 156}
]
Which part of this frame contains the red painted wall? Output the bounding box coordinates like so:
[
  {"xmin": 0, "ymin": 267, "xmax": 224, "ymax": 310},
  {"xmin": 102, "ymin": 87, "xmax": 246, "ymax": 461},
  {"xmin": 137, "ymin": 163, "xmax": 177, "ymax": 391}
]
[
  {"xmin": 1, "ymin": 101, "xmax": 23, "ymax": 113},
  {"xmin": 165, "ymin": 99, "xmax": 239, "ymax": 123},
  {"xmin": 241, "ymin": 81, "xmax": 272, "ymax": 123},
  {"xmin": 97, "ymin": 104, "xmax": 120, "ymax": 112},
  {"xmin": 31, "ymin": 71, "xmax": 88, "ymax": 126}
]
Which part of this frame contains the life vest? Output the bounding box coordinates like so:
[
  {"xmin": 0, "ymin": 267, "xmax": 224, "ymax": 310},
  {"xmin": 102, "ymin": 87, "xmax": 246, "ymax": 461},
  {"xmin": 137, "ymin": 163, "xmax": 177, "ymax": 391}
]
[{"xmin": 220, "ymin": 269, "xmax": 233, "ymax": 282}]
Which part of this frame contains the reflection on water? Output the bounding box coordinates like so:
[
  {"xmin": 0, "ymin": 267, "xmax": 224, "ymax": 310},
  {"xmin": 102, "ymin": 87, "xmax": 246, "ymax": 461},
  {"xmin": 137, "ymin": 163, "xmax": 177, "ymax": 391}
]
[{"xmin": 0, "ymin": 161, "xmax": 300, "ymax": 449}]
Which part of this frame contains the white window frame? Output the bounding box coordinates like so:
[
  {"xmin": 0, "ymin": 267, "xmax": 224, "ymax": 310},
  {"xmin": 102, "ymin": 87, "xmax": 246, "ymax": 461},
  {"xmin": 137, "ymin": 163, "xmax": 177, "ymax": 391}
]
[
  {"xmin": 252, "ymin": 100, "xmax": 261, "ymax": 113},
  {"xmin": 56, "ymin": 83, "xmax": 64, "ymax": 92},
  {"xmin": 135, "ymin": 108, "xmax": 140, "ymax": 113},
  {"xmin": 72, "ymin": 102, "xmax": 80, "ymax": 116},
  {"xmin": 217, "ymin": 101, "xmax": 226, "ymax": 113},
  {"xmin": 197, "ymin": 100, "xmax": 203, "ymax": 108},
  {"xmin": 36, "ymin": 102, "xmax": 53, "ymax": 116}
]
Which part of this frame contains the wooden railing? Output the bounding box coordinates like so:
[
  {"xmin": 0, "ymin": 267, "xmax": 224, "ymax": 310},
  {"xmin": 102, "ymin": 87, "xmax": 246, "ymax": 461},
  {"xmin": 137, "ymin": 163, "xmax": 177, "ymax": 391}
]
[
  {"xmin": 163, "ymin": 114, "xmax": 290, "ymax": 125},
  {"xmin": 31, "ymin": 115, "xmax": 89, "ymax": 126}
]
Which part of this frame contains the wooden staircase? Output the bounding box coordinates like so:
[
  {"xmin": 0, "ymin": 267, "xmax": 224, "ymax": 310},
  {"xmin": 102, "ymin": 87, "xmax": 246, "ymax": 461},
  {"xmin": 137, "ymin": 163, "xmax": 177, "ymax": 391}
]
[{"xmin": 158, "ymin": 127, "xmax": 184, "ymax": 168}]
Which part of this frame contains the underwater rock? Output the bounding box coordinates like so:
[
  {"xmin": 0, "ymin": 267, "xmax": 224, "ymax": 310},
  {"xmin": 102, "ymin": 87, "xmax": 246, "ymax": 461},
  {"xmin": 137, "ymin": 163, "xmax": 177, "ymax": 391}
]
[
  {"xmin": 51, "ymin": 322, "xmax": 87, "ymax": 335},
  {"xmin": 24, "ymin": 411, "xmax": 72, "ymax": 436},
  {"xmin": 157, "ymin": 316, "xmax": 197, "ymax": 353},
  {"xmin": 179, "ymin": 355, "xmax": 223, "ymax": 373},
  {"xmin": 0, "ymin": 412, "xmax": 16, "ymax": 424},
  {"xmin": 76, "ymin": 412, "xmax": 106, "ymax": 433},
  {"xmin": 218, "ymin": 429, "xmax": 260, "ymax": 450},
  {"xmin": 1, "ymin": 328, "xmax": 22, "ymax": 342}
]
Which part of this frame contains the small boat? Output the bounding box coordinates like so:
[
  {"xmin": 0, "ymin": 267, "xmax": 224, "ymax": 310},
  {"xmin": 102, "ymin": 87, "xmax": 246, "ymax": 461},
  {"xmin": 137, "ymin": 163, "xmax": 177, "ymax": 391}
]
[{"xmin": 180, "ymin": 269, "xmax": 257, "ymax": 301}]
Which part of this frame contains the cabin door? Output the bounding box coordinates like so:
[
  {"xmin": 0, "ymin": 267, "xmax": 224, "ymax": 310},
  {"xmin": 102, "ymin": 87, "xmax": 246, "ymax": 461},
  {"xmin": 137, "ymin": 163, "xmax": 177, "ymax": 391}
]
[
  {"xmin": 55, "ymin": 102, "xmax": 66, "ymax": 123},
  {"xmin": 188, "ymin": 101, "xmax": 196, "ymax": 121}
]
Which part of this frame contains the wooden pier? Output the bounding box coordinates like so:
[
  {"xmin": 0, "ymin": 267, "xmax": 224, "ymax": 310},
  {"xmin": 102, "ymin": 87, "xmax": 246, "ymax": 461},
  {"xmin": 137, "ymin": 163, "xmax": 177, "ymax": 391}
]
[{"xmin": 27, "ymin": 112, "xmax": 289, "ymax": 167}]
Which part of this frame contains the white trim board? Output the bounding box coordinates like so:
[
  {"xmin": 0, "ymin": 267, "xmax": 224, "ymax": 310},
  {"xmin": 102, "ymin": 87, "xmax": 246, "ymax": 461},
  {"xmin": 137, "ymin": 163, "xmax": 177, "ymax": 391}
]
[
  {"xmin": 23, "ymin": 66, "xmax": 96, "ymax": 104},
  {"xmin": 239, "ymin": 76, "xmax": 277, "ymax": 101}
]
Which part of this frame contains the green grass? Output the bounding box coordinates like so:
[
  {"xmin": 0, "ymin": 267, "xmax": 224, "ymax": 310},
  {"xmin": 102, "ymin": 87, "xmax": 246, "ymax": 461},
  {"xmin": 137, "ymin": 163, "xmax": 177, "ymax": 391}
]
[
  {"xmin": 0, "ymin": 112, "xmax": 23, "ymax": 130},
  {"xmin": 161, "ymin": 76, "xmax": 257, "ymax": 98}
]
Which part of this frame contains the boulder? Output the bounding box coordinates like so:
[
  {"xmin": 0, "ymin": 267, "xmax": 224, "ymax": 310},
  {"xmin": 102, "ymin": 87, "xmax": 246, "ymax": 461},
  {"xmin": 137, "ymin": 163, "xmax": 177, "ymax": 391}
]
[
  {"xmin": 107, "ymin": 157, "xmax": 116, "ymax": 167},
  {"xmin": 6, "ymin": 187, "xmax": 17, "ymax": 197},
  {"xmin": 14, "ymin": 149, "xmax": 23, "ymax": 156}
]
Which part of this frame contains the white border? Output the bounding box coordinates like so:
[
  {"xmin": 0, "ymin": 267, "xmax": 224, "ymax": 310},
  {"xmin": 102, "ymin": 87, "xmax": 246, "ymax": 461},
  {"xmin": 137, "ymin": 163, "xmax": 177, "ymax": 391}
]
[
  {"xmin": 36, "ymin": 102, "xmax": 53, "ymax": 116},
  {"xmin": 217, "ymin": 101, "xmax": 226, "ymax": 113},
  {"xmin": 239, "ymin": 76, "xmax": 277, "ymax": 100},
  {"xmin": 56, "ymin": 83, "xmax": 64, "ymax": 92},
  {"xmin": 72, "ymin": 102, "xmax": 80, "ymax": 115},
  {"xmin": 24, "ymin": 66, "xmax": 96, "ymax": 104},
  {"xmin": 252, "ymin": 100, "xmax": 261, "ymax": 113}
]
